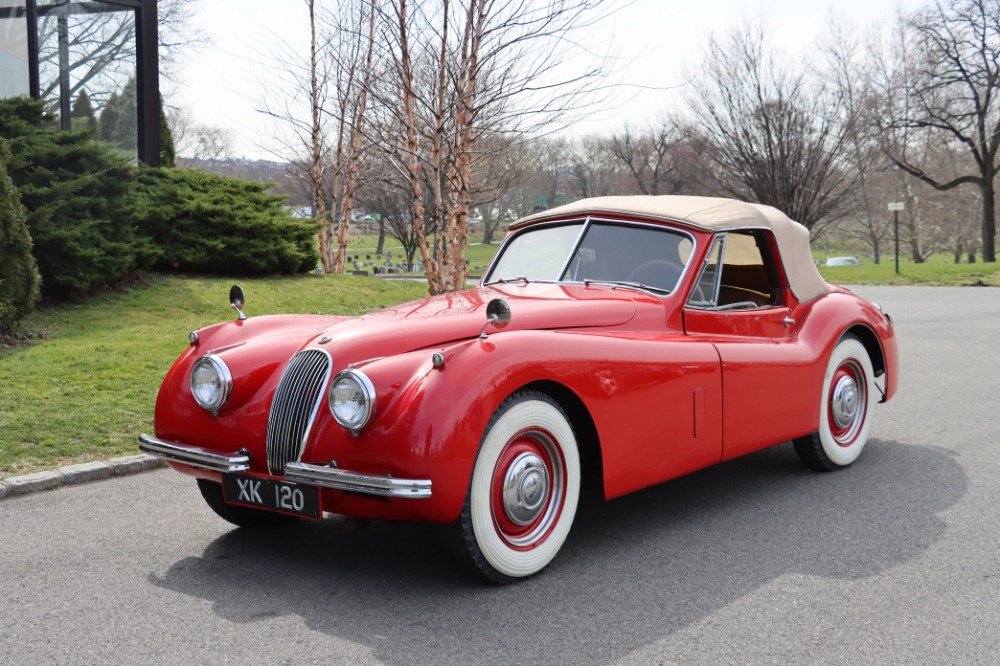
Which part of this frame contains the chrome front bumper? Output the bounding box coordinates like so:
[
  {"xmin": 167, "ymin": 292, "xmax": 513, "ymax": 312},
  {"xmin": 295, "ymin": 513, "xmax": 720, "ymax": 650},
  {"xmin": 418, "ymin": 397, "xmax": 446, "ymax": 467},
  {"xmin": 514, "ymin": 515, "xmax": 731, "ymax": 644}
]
[
  {"xmin": 138, "ymin": 434, "xmax": 250, "ymax": 473},
  {"xmin": 284, "ymin": 462, "xmax": 432, "ymax": 499},
  {"xmin": 138, "ymin": 434, "xmax": 432, "ymax": 499}
]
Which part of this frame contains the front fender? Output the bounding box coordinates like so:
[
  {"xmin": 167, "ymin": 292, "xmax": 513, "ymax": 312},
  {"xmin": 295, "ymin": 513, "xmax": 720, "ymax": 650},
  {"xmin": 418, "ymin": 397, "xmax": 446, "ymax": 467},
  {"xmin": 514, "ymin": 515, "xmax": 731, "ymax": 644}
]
[{"xmin": 305, "ymin": 327, "xmax": 723, "ymax": 521}]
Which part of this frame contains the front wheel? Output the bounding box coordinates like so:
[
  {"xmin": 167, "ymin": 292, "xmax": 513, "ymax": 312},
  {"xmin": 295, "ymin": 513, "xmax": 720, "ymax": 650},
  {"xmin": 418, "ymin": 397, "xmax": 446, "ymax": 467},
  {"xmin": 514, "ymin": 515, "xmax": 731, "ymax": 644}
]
[
  {"xmin": 452, "ymin": 391, "xmax": 581, "ymax": 584},
  {"xmin": 794, "ymin": 335, "xmax": 875, "ymax": 471},
  {"xmin": 197, "ymin": 479, "xmax": 299, "ymax": 529}
]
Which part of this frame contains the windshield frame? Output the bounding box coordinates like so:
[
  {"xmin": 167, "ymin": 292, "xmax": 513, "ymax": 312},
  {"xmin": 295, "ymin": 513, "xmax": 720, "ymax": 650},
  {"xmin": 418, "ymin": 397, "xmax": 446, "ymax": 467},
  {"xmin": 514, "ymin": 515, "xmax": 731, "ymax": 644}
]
[{"xmin": 483, "ymin": 216, "xmax": 699, "ymax": 296}]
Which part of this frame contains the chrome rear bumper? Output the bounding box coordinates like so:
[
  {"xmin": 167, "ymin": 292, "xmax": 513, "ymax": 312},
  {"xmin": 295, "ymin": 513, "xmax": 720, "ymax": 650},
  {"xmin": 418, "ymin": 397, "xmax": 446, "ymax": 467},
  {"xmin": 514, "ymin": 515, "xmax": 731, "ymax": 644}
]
[{"xmin": 138, "ymin": 434, "xmax": 432, "ymax": 499}]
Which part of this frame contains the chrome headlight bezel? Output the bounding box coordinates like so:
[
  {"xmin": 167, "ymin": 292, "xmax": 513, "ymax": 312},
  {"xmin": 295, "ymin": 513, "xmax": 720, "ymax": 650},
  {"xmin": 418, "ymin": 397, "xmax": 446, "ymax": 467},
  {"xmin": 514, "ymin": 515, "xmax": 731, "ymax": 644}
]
[
  {"xmin": 190, "ymin": 353, "xmax": 233, "ymax": 415},
  {"xmin": 328, "ymin": 369, "xmax": 376, "ymax": 432}
]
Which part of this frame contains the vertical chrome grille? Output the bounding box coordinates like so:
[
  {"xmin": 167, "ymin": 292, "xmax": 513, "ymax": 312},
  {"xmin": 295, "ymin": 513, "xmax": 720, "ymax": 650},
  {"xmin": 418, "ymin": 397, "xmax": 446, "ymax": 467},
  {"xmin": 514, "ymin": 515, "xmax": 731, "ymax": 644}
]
[{"xmin": 266, "ymin": 349, "xmax": 332, "ymax": 475}]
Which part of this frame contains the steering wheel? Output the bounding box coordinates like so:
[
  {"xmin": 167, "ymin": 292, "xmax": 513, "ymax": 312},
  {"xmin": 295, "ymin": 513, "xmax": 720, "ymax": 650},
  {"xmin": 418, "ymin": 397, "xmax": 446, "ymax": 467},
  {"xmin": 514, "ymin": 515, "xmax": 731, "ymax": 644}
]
[
  {"xmin": 626, "ymin": 259, "xmax": 681, "ymax": 290},
  {"xmin": 690, "ymin": 281, "xmax": 708, "ymax": 304}
]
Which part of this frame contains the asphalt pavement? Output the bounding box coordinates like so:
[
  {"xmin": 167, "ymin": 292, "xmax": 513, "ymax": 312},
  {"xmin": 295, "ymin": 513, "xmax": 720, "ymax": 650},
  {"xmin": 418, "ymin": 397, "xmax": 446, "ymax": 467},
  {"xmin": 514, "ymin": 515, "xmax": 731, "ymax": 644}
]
[{"xmin": 1, "ymin": 285, "xmax": 998, "ymax": 665}]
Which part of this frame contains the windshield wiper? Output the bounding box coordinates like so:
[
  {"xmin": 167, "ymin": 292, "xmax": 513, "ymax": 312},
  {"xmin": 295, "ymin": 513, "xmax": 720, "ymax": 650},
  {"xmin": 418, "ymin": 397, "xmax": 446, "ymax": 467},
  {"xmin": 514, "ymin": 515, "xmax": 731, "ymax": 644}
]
[
  {"xmin": 583, "ymin": 279, "xmax": 670, "ymax": 295},
  {"xmin": 484, "ymin": 276, "xmax": 529, "ymax": 287}
]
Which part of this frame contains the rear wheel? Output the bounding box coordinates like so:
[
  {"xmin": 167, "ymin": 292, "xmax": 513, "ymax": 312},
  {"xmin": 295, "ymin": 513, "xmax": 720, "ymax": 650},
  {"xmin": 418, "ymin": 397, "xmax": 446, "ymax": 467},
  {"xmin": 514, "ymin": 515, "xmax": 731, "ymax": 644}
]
[
  {"xmin": 794, "ymin": 335, "xmax": 875, "ymax": 471},
  {"xmin": 197, "ymin": 479, "xmax": 299, "ymax": 529},
  {"xmin": 452, "ymin": 391, "xmax": 581, "ymax": 584}
]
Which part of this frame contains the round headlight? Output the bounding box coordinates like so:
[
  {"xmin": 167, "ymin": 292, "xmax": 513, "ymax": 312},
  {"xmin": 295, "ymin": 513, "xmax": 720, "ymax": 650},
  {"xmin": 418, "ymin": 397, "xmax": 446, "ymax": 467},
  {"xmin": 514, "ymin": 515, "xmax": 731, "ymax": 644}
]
[
  {"xmin": 190, "ymin": 354, "xmax": 233, "ymax": 414},
  {"xmin": 328, "ymin": 369, "xmax": 375, "ymax": 431}
]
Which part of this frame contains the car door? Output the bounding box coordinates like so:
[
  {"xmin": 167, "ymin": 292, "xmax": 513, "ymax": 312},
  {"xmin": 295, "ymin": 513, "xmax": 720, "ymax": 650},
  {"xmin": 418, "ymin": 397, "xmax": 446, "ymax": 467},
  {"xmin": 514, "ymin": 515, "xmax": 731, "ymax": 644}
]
[{"xmin": 683, "ymin": 230, "xmax": 817, "ymax": 460}]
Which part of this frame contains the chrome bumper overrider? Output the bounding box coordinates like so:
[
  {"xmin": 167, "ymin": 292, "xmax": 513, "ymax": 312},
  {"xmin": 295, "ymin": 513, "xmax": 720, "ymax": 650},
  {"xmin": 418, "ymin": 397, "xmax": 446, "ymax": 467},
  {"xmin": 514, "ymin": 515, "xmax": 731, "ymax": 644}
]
[{"xmin": 138, "ymin": 434, "xmax": 432, "ymax": 499}]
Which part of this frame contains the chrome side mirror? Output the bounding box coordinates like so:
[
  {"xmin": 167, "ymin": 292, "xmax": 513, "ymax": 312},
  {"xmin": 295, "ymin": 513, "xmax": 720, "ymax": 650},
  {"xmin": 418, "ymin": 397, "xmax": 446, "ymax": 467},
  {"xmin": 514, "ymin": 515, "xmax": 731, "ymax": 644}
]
[
  {"xmin": 230, "ymin": 284, "xmax": 247, "ymax": 321},
  {"xmin": 479, "ymin": 298, "xmax": 511, "ymax": 339}
]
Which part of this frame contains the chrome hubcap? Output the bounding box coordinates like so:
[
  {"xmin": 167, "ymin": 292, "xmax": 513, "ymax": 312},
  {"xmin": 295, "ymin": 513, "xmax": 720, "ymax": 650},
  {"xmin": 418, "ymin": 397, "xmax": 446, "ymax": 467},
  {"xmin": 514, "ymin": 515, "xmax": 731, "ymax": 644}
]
[
  {"xmin": 502, "ymin": 452, "xmax": 550, "ymax": 525},
  {"xmin": 831, "ymin": 375, "xmax": 859, "ymax": 429}
]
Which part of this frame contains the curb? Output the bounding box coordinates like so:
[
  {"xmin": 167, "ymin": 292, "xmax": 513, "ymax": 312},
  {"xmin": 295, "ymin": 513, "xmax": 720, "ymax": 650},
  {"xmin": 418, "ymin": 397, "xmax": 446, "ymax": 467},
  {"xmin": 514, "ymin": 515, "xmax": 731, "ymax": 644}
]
[{"xmin": 0, "ymin": 454, "xmax": 166, "ymax": 501}]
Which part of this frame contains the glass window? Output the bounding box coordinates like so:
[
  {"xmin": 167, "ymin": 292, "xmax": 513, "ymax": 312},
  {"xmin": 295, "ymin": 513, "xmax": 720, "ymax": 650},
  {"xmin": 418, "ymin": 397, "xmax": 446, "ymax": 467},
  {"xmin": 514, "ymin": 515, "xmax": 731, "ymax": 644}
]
[
  {"xmin": 487, "ymin": 221, "xmax": 694, "ymax": 294},
  {"xmin": 561, "ymin": 223, "xmax": 692, "ymax": 293},
  {"xmin": 486, "ymin": 222, "xmax": 585, "ymax": 283},
  {"xmin": 36, "ymin": 1, "xmax": 138, "ymax": 158},
  {"xmin": 687, "ymin": 231, "xmax": 780, "ymax": 310},
  {"xmin": 0, "ymin": 2, "xmax": 30, "ymax": 98},
  {"xmin": 688, "ymin": 237, "xmax": 723, "ymax": 308}
]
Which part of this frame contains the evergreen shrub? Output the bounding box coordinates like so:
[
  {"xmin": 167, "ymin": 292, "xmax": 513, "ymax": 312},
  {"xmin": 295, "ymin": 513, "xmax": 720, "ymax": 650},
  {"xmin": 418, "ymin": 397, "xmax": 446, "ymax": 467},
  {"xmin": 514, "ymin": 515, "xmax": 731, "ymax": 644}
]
[
  {"xmin": 0, "ymin": 97, "xmax": 138, "ymax": 299},
  {"xmin": 0, "ymin": 138, "xmax": 41, "ymax": 333},
  {"xmin": 130, "ymin": 167, "xmax": 319, "ymax": 275}
]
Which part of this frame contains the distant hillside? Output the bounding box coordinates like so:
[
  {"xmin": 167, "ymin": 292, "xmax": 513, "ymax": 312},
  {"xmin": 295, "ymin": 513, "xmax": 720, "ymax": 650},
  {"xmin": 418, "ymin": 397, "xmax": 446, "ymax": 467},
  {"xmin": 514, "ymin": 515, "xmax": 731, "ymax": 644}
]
[{"xmin": 176, "ymin": 157, "xmax": 310, "ymax": 207}]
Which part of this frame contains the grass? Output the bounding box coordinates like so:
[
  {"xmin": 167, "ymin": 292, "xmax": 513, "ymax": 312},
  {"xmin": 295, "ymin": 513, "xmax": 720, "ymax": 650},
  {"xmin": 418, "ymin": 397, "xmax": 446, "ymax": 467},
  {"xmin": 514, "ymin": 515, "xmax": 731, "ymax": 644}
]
[
  {"xmin": 344, "ymin": 231, "xmax": 500, "ymax": 273},
  {"xmin": 0, "ymin": 274, "xmax": 411, "ymax": 479},
  {"xmin": 818, "ymin": 256, "xmax": 1000, "ymax": 286},
  {"xmin": 2, "ymin": 253, "xmax": 997, "ymax": 479}
]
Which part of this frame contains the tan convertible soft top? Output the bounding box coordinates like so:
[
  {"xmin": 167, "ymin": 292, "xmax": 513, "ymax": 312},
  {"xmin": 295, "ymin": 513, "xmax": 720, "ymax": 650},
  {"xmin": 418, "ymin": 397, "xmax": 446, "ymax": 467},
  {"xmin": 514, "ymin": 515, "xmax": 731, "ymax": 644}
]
[{"xmin": 516, "ymin": 195, "xmax": 829, "ymax": 302}]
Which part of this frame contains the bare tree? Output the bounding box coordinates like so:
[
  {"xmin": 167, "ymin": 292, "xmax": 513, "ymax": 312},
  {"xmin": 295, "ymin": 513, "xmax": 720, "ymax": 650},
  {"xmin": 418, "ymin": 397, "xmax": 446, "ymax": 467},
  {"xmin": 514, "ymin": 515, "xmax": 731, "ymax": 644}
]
[
  {"xmin": 566, "ymin": 135, "xmax": 617, "ymax": 198},
  {"xmin": 377, "ymin": 0, "xmax": 621, "ymax": 293},
  {"xmin": 684, "ymin": 17, "xmax": 854, "ymax": 236},
  {"xmin": 469, "ymin": 134, "xmax": 532, "ymax": 243},
  {"xmin": 158, "ymin": 0, "xmax": 208, "ymax": 82},
  {"xmin": 257, "ymin": 0, "xmax": 376, "ymax": 273},
  {"xmin": 306, "ymin": 0, "xmax": 332, "ymax": 270},
  {"xmin": 608, "ymin": 118, "xmax": 687, "ymax": 196},
  {"xmin": 187, "ymin": 125, "xmax": 233, "ymax": 165},
  {"xmin": 878, "ymin": 0, "xmax": 1000, "ymax": 262},
  {"xmin": 821, "ymin": 14, "xmax": 897, "ymax": 262},
  {"xmin": 388, "ymin": 0, "xmax": 436, "ymax": 285},
  {"xmin": 364, "ymin": 179, "xmax": 423, "ymax": 270},
  {"xmin": 331, "ymin": 0, "xmax": 378, "ymax": 273},
  {"xmin": 511, "ymin": 136, "xmax": 572, "ymax": 216}
]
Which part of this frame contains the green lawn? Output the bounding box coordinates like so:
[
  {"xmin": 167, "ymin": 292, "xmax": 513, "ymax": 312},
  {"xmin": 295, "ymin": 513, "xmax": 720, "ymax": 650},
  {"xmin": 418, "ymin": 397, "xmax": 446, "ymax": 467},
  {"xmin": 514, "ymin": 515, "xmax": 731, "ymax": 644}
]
[
  {"xmin": 818, "ymin": 256, "xmax": 1000, "ymax": 286},
  {"xmin": 0, "ymin": 274, "xmax": 411, "ymax": 479},
  {"xmin": 344, "ymin": 232, "xmax": 500, "ymax": 273}
]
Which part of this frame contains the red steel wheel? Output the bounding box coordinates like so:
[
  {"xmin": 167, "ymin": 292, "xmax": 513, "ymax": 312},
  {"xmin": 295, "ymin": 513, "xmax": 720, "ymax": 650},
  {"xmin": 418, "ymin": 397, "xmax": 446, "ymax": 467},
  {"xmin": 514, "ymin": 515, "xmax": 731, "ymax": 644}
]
[
  {"xmin": 827, "ymin": 360, "xmax": 868, "ymax": 447},
  {"xmin": 488, "ymin": 428, "xmax": 566, "ymax": 549}
]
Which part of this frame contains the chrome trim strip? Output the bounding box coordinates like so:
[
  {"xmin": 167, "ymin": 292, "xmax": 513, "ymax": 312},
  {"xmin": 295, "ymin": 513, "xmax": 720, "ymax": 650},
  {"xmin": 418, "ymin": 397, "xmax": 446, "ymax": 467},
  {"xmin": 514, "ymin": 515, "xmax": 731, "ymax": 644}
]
[
  {"xmin": 284, "ymin": 461, "xmax": 432, "ymax": 499},
  {"xmin": 555, "ymin": 216, "xmax": 591, "ymax": 282},
  {"xmin": 138, "ymin": 434, "xmax": 250, "ymax": 473}
]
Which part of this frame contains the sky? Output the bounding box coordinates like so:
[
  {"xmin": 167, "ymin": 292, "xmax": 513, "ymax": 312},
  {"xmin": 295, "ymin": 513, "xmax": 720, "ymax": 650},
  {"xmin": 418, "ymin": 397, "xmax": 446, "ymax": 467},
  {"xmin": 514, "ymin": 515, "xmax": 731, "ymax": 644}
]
[{"xmin": 172, "ymin": 0, "xmax": 920, "ymax": 161}]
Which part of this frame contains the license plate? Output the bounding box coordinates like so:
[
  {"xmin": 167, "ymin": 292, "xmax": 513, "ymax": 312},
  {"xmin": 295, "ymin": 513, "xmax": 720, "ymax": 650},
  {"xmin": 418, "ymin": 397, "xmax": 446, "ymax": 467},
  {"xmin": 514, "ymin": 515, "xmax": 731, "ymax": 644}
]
[{"xmin": 222, "ymin": 474, "xmax": 322, "ymax": 520}]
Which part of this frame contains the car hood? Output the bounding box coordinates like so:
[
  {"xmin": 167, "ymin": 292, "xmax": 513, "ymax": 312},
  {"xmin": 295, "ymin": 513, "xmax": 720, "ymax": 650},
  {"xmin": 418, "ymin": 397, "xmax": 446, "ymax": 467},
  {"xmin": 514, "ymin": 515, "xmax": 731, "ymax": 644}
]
[{"xmin": 314, "ymin": 282, "xmax": 641, "ymax": 359}]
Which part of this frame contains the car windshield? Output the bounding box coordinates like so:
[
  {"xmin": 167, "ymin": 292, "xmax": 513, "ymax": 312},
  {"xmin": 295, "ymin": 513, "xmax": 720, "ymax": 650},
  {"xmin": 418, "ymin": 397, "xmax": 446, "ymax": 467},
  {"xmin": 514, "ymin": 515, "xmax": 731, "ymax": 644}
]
[{"xmin": 485, "ymin": 220, "xmax": 693, "ymax": 294}]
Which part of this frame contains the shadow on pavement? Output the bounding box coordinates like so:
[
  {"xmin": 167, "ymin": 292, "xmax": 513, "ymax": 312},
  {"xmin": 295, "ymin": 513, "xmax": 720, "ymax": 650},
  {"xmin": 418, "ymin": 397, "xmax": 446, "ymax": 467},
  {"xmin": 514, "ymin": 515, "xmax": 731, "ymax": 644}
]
[{"xmin": 149, "ymin": 439, "xmax": 964, "ymax": 665}]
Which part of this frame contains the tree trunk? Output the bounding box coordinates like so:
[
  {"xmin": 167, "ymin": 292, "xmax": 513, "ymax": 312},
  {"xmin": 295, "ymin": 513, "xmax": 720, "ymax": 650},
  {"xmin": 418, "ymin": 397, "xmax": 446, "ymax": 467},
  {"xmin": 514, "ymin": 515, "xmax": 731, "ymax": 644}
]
[
  {"xmin": 397, "ymin": 0, "xmax": 437, "ymax": 292},
  {"xmin": 307, "ymin": 0, "xmax": 330, "ymax": 273},
  {"xmin": 981, "ymin": 174, "xmax": 996, "ymax": 262},
  {"xmin": 482, "ymin": 205, "xmax": 497, "ymax": 244}
]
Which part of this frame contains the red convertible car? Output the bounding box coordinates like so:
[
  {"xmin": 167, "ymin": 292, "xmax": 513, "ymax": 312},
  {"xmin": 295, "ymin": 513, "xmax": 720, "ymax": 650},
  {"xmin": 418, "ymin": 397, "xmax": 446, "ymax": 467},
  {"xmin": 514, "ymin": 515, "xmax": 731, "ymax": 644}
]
[{"xmin": 140, "ymin": 196, "xmax": 898, "ymax": 583}]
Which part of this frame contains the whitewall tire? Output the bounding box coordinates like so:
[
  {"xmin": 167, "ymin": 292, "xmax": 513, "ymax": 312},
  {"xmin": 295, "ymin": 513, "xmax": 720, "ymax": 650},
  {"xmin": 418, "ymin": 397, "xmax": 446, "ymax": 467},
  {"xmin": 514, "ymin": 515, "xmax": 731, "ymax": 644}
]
[
  {"xmin": 453, "ymin": 391, "xmax": 581, "ymax": 583},
  {"xmin": 794, "ymin": 335, "xmax": 875, "ymax": 471}
]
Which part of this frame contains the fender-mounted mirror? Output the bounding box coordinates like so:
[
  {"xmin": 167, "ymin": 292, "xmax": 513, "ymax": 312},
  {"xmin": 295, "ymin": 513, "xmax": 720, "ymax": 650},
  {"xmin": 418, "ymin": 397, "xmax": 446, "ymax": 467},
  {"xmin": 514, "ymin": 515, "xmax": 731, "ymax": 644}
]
[
  {"xmin": 230, "ymin": 284, "xmax": 247, "ymax": 321},
  {"xmin": 480, "ymin": 298, "xmax": 511, "ymax": 339}
]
